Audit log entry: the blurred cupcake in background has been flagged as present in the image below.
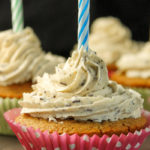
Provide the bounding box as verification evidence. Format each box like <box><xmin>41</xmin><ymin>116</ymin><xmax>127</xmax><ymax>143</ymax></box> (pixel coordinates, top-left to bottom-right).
<box><xmin>89</xmin><ymin>16</ymin><xmax>143</xmax><ymax>73</ymax></box>
<box><xmin>0</xmin><ymin>27</ymin><xmax>65</xmax><ymax>135</ymax></box>
<box><xmin>111</xmin><ymin>42</ymin><xmax>150</xmax><ymax>111</ymax></box>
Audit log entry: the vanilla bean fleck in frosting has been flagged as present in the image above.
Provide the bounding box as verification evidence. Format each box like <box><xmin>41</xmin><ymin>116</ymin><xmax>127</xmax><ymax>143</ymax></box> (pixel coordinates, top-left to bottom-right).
<box><xmin>20</xmin><ymin>47</ymin><xmax>143</xmax><ymax>122</ymax></box>
<box><xmin>117</xmin><ymin>42</ymin><xmax>150</xmax><ymax>78</ymax></box>
<box><xmin>0</xmin><ymin>27</ymin><xmax>65</xmax><ymax>86</ymax></box>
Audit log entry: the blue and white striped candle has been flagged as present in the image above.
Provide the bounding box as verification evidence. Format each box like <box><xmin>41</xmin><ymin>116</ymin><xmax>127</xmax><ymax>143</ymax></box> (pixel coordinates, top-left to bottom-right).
<box><xmin>78</xmin><ymin>0</ymin><xmax>90</xmax><ymax>51</ymax></box>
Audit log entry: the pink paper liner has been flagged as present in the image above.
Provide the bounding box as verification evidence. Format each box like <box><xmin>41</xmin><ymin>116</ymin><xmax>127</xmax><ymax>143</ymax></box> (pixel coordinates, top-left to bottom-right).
<box><xmin>4</xmin><ymin>108</ymin><xmax>150</xmax><ymax>150</ymax></box>
<box><xmin>108</xmin><ymin>70</ymin><xmax>115</xmax><ymax>78</ymax></box>
<box><xmin>108</xmin><ymin>70</ymin><xmax>112</xmax><ymax>78</ymax></box>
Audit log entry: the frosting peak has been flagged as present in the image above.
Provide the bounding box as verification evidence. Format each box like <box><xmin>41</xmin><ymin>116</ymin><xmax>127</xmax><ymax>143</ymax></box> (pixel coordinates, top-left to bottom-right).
<box><xmin>20</xmin><ymin>48</ymin><xmax>143</xmax><ymax>123</ymax></box>
<box><xmin>52</xmin><ymin>48</ymin><xmax>108</xmax><ymax>95</ymax></box>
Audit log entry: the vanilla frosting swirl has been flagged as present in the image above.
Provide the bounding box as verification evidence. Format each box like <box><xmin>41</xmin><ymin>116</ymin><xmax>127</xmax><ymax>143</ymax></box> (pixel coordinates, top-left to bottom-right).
<box><xmin>117</xmin><ymin>42</ymin><xmax>150</xmax><ymax>78</ymax></box>
<box><xmin>20</xmin><ymin>47</ymin><xmax>143</xmax><ymax>122</ymax></box>
<box><xmin>0</xmin><ymin>27</ymin><xmax>65</xmax><ymax>86</ymax></box>
<box><xmin>89</xmin><ymin>17</ymin><xmax>143</xmax><ymax>65</ymax></box>
<box><xmin>90</xmin><ymin>16</ymin><xmax>131</xmax><ymax>43</ymax></box>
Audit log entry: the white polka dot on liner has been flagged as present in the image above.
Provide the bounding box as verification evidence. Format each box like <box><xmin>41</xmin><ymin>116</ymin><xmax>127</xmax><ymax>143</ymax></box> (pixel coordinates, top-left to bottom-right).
<box><xmin>126</xmin><ymin>144</ymin><xmax>131</xmax><ymax>150</ymax></box>
<box><xmin>116</xmin><ymin>141</ymin><xmax>122</xmax><ymax>148</ymax></box>
<box><xmin>60</xmin><ymin>133</ymin><xmax>66</xmax><ymax>136</ymax></box>
<box><xmin>41</xmin><ymin>147</ymin><xmax>47</xmax><ymax>150</ymax></box>
<box><xmin>35</xmin><ymin>132</ymin><xmax>40</xmax><ymax>138</ymax></box>
<box><xmin>135</xmin><ymin>130</ymin><xmax>142</xmax><ymax>136</ymax></box>
<box><xmin>55</xmin><ymin>147</ymin><xmax>60</xmax><ymax>150</ymax></box>
<box><xmin>145</xmin><ymin>127</ymin><xmax>150</xmax><ymax>132</ymax></box>
<box><xmin>17</xmin><ymin>133</ymin><xmax>22</xmax><ymax>139</ymax></box>
<box><xmin>134</xmin><ymin>143</ymin><xmax>140</xmax><ymax>149</ymax></box>
<box><xmin>69</xmin><ymin>144</ymin><xmax>76</xmax><ymax>149</ymax></box>
<box><xmin>83</xmin><ymin>135</ymin><xmax>89</xmax><ymax>142</ymax></box>
<box><xmin>21</xmin><ymin>126</ymin><xmax>27</xmax><ymax>132</ymax></box>
<box><xmin>29</xmin><ymin>143</ymin><xmax>33</xmax><ymax>149</ymax></box>
<box><xmin>106</xmin><ymin>137</ymin><xmax>111</xmax><ymax>143</ymax></box>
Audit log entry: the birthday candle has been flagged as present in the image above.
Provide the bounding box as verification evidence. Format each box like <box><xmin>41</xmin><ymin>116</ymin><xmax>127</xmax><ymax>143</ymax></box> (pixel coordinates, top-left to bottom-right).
<box><xmin>11</xmin><ymin>0</ymin><xmax>24</xmax><ymax>32</ymax></box>
<box><xmin>78</xmin><ymin>0</ymin><xmax>90</xmax><ymax>51</ymax></box>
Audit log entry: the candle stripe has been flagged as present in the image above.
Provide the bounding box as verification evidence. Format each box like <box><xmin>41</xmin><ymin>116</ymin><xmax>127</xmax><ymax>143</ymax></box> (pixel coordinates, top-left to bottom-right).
<box><xmin>11</xmin><ymin>0</ymin><xmax>24</xmax><ymax>32</ymax></box>
<box><xmin>13</xmin><ymin>4</ymin><xmax>22</xmax><ymax>21</ymax></box>
<box><xmin>82</xmin><ymin>31</ymin><xmax>89</xmax><ymax>47</ymax></box>
<box><xmin>16</xmin><ymin>12</ymin><xmax>23</xmax><ymax>31</ymax></box>
<box><xmin>79</xmin><ymin>0</ymin><xmax>83</xmax><ymax>7</ymax></box>
<box><xmin>79</xmin><ymin>0</ymin><xmax>89</xmax><ymax>22</ymax></box>
<box><xmin>78</xmin><ymin>0</ymin><xmax>90</xmax><ymax>51</ymax></box>
<box><xmin>78</xmin><ymin>14</ymin><xmax>89</xmax><ymax>38</ymax></box>
<box><xmin>78</xmin><ymin>17</ymin><xmax>89</xmax><ymax>50</ymax></box>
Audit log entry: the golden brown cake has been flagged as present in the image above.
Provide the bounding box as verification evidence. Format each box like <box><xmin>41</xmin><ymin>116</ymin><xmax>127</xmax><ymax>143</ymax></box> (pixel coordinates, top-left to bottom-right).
<box><xmin>107</xmin><ymin>64</ymin><xmax>117</xmax><ymax>71</ymax></box>
<box><xmin>16</xmin><ymin>114</ymin><xmax>147</xmax><ymax>137</ymax></box>
<box><xmin>111</xmin><ymin>73</ymin><xmax>150</xmax><ymax>88</ymax></box>
<box><xmin>0</xmin><ymin>82</ymin><xmax>32</xmax><ymax>99</ymax></box>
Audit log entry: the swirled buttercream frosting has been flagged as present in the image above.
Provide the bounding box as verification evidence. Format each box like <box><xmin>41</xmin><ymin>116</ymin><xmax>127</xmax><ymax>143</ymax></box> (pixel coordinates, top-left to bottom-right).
<box><xmin>20</xmin><ymin>47</ymin><xmax>143</xmax><ymax>122</ymax></box>
<box><xmin>89</xmin><ymin>16</ymin><xmax>143</xmax><ymax>65</ymax></box>
<box><xmin>117</xmin><ymin>42</ymin><xmax>150</xmax><ymax>78</ymax></box>
<box><xmin>0</xmin><ymin>27</ymin><xmax>65</xmax><ymax>86</ymax></box>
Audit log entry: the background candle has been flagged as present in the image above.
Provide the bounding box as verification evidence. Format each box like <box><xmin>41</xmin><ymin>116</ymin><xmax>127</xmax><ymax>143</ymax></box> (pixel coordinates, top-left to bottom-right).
<box><xmin>11</xmin><ymin>0</ymin><xmax>24</xmax><ymax>32</ymax></box>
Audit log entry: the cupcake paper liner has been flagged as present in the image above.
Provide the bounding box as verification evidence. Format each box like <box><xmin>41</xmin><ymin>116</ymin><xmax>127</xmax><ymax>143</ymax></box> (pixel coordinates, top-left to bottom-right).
<box><xmin>108</xmin><ymin>70</ymin><xmax>113</xmax><ymax>78</ymax></box>
<box><xmin>133</xmin><ymin>88</ymin><xmax>150</xmax><ymax>111</ymax></box>
<box><xmin>0</xmin><ymin>98</ymin><xmax>20</xmax><ymax>135</ymax></box>
<box><xmin>4</xmin><ymin>108</ymin><xmax>150</xmax><ymax>150</ymax></box>
<box><xmin>108</xmin><ymin>70</ymin><xmax>116</xmax><ymax>78</ymax></box>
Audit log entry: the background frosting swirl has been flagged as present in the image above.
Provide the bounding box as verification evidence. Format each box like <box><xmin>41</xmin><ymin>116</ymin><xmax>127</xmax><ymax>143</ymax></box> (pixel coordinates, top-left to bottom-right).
<box><xmin>117</xmin><ymin>42</ymin><xmax>150</xmax><ymax>78</ymax></box>
<box><xmin>20</xmin><ymin>48</ymin><xmax>143</xmax><ymax>122</ymax></box>
<box><xmin>0</xmin><ymin>27</ymin><xmax>65</xmax><ymax>85</ymax></box>
<box><xmin>89</xmin><ymin>17</ymin><xmax>143</xmax><ymax>65</ymax></box>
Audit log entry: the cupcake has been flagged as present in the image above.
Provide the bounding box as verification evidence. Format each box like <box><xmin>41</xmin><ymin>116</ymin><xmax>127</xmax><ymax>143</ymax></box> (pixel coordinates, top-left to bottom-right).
<box><xmin>89</xmin><ymin>16</ymin><xmax>143</xmax><ymax>72</ymax></box>
<box><xmin>111</xmin><ymin>42</ymin><xmax>150</xmax><ymax>111</ymax></box>
<box><xmin>4</xmin><ymin>47</ymin><xmax>150</xmax><ymax>149</ymax></box>
<box><xmin>0</xmin><ymin>27</ymin><xmax>65</xmax><ymax>135</ymax></box>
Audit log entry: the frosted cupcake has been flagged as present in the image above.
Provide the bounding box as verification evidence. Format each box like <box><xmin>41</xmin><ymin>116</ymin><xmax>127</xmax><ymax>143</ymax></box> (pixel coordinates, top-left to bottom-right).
<box><xmin>111</xmin><ymin>42</ymin><xmax>150</xmax><ymax>111</ymax></box>
<box><xmin>0</xmin><ymin>27</ymin><xmax>65</xmax><ymax>135</ymax></box>
<box><xmin>89</xmin><ymin>16</ymin><xmax>143</xmax><ymax>71</ymax></box>
<box><xmin>4</xmin><ymin>47</ymin><xmax>150</xmax><ymax>150</ymax></box>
